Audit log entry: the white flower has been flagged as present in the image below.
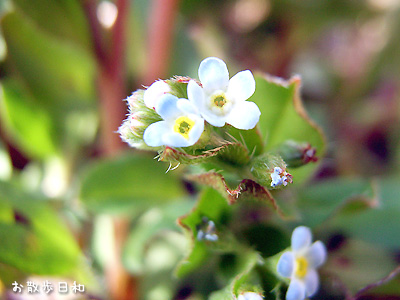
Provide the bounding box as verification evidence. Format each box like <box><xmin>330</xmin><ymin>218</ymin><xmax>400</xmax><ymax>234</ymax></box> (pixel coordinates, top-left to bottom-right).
<box><xmin>143</xmin><ymin>94</ymin><xmax>204</xmax><ymax>147</ymax></box>
<box><xmin>238</xmin><ymin>292</ymin><xmax>263</xmax><ymax>300</ymax></box>
<box><xmin>271</xmin><ymin>167</ymin><xmax>292</xmax><ymax>188</ymax></box>
<box><xmin>144</xmin><ymin>80</ymin><xmax>171</xmax><ymax>109</ymax></box>
<box><xmin>187</xmin><ymin>57</ymin><xmax>260</xmax><ymax>130</ymax></box>
<box><xmin>277</xmin><ymin>226</ymin><xmax>327</xmax><ymax>300</ymax></box>
<box><xmin>197</xmin><ymin>219</ymin><xmax>218</xmax><ymax>242</ymax></box>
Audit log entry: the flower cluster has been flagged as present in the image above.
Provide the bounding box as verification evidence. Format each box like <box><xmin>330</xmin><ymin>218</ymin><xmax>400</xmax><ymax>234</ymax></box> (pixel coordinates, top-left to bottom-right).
<box><xmin>277</xmin><ymin>226</ymin><xmax>327</xmax><ymax>300</ymax></box>
<box><xmin>119</xmin><ymin>57</ymin><xmax>260</xmax><ymax>149</ymax></box>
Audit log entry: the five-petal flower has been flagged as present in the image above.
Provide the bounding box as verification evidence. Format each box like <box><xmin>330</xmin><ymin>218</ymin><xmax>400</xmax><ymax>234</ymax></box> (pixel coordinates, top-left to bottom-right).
<box><xmin>187</xmin><ymin>57</ymin><xmax>261</xmax><ymax>130</ymax></box>
<box><xmin>277</xmin><ymin>226</ymin><xmax>327</xmax><ymax>300</ymax></box>
<box><xmin>143</xmin><ymin>94</ymin><xmax>204</xmax><ymax>147</ymax></box>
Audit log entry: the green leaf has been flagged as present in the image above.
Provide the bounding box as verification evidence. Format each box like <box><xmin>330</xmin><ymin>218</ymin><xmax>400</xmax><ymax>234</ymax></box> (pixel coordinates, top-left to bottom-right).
<box><xmin>324</xmin><ymin>239</ymin><xmax>397</xmax><ymax>293</ymax></box>
<box><xmin>160</xmin><ymin>142</ymin><xmax>251</xmax><ymax>166</ymax></box>
<box><xmin>79</xmin><ymin>154</ymin><xmax>186</xmax><ymax>213</ymax></box>
<box><xmin>0</xmin><ymin>180</ymin><xmax>81</xmax><ymax>275</ymax></box>
<box><xmin>0</xmin><ymin>80</ymin><xmax>58</xmax><ymax>159</ymax></box>
<box><xmin>330</xmin><ymin>178</ymin><xmax>400</xmax><ymax>249</ymax></box>
<box><xmin>11</xmin><ymin>0</ymin><xmax>91</xmax><ymax>49</ymax></box>
<box><xmin>122</xmin><ymin>201</ymin><xmax>194</xmax><ymax>274</ymax></box>
<box><xmin>249</xmin><ymin>74</ymin><xmax>326</xmax><ymax>183</ymax></box>
<box><xmin>176</xmin><ymin>188</ymin><xmax>231</xmax><ymax>277</ymax></box>
<box><xmin>209</xmin><ymin>251</ymin><xmax>262</xmax><ymax>300</ymax></box>
<box><xmin>1</xmin><ymin>12</ymin><xmax>96</xmax><ymax>157</ymax></box>
<box><xmin>185</xmin><ymin>172</ymin><xmax>287</xmax><ymax>217</ymax></box>
<box><xmin>295</xmin><ymin>178</ymin><xmax>378</xmax><ymax>227</ymax></box>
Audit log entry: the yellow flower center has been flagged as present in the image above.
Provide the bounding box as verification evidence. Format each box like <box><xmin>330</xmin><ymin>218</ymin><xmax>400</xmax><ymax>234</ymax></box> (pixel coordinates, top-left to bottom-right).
<box><xmin>173</xmin><ymin>116</ymin><xmax>194</xmax><ymax>139</ymax></box>
<box><xmin>212</xmin><ymin>94</ymin><xmax>227</xmax><ymax>108</ymax></box>
<box><xmin>294</xmin><ymin>257</ymin><xmax>308</xmax><ymax>278</ymax></box>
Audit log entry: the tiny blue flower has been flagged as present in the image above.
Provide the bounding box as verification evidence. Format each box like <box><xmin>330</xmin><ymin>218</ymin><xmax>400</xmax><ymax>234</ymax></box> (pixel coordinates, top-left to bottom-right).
<box><xmin>271</xmin><ymin>167</ymin><xmax>292</xmax><ymax>188</ymax></box>
<box><xmin>187</xmin><ymin>57</ymin><xmax>261</xmax><ymax>130</ymax></box>
<box><xmin>238</xmin><ymin>292</ymin><xmax>263</xmax><ymax>300</ymax></box>
<box><xmin>277</xmin><ymin>226</ymin><xmax>327</xmax><ymax>300</ymax></box>
<box><xmin>143</xmin><ymin>94</ymin><xmax>204</xmax><ymax>147</ymax></box>
<box><xmin>144</xmin><ymin>80</ymin><xmax>171</xmax><ymax>109</ymax></box>
<box><xmin>197</xmin><ymin>218</ymin><xmax>218</xmax><ymax>242</ymax></box>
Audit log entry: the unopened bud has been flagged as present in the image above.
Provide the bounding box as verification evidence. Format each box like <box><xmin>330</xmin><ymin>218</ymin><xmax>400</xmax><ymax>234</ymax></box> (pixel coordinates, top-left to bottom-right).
<box><xmin>250</xmin><ymin>153</ymin><xmax>293</xmax><ymax>189</ymax></box>
<box><xmin>272</xmin><ymin>140</ymin><xmax>318</xmax><ymax>168</ymax></box>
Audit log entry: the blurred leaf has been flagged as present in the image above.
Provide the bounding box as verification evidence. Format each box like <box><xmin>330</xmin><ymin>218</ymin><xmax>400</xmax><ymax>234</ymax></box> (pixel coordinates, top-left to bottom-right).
<box><xmin>0</xmin><ymin>180</ymin><xmax>81</xmax><ymax>275</ymax></box>
<box><xmin>123</xmin><ymin>201</ymin><xmax>194</xmax><ymax>274</ymax></box>
<box><xmin>324</xmin><ymin>239</ymin><xmax>397</xmax><ymax>293</ymax></box>
<box><xmin>0</xmin><ymin>138</ymin><xmax>12</xmax><ymax>180</ymax></box>
<box><xmin>0</xmin><ymin>80</ymin><xmax>58</xmax><ymax>159</ymax></box>
<box><xmin>11</xmin><ymin>0</ymin><xmax>91</xmax><ymax>49</ymax></box>
<box><xmin>186</xmin><ymin>172</ymin><xmax>286</xmax><ymax>217</ymax></box>
<box><xmin>209</xmin><ymin>251</ymin><xmax>262</xmax><ymax>300</ymax></box>
<box><xmin>79</xmin><ymin>154</ymin><xmax>186</xmax><ymax>213</ymax></box>
<box><xmin>296</xmin><ymin>178</ymin><xmax>378</xmax><ymax>228</ymax></box>
<box><xmin>1</xmin><ymin>12</ymin><xmax>96</xmax><ymax>157</ymax></box>
<box><xmin>330</xmin><ymin>178</ymin><xmax>400</xmax><ymax>249</ymax></box>
<box><xmin>249</xmin><ymin>74</ymin><xmax>326</xmax><ymax>183</ymax></box>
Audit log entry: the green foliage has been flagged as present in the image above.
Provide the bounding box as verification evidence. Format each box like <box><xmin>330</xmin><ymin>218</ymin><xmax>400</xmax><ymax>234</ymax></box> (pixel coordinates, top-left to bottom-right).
<box><xmin>79</xmin><ymin>154</ymin><xmax>186</xmax><ymax>213</ymax></box>
<box><xmin>0</xmin><ymin>181</ymin><xmax>81</xmax><ymax>276</ymax></box>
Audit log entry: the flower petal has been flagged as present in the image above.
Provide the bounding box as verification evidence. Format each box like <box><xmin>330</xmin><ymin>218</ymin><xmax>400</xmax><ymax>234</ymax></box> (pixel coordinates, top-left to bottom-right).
<box><xmin>164</xmin><ymin>132</ymin><xmax>192</xmax><ymax>148</ymax></box>
<box><xmin>188</xmin><ymin>80</ymin><xmax>205</xmax><ymax>107</ymax></box>
<box><xmin>291</xmin><ymin>226</ymin><xmax>312</xmax><ymax>252</ymax></box>
<box><xmin>187</xmin><ymin>116</ymin><xmax>204</xmax><ymax>145</ymax></box>
<box><xmin>177</xmin><ymin>98</ymin><xmax>199</xmax><ymax>115</ymax></box>
<box><xmin>306</xmin><ymin>241</ymin><xmax>327</xmax><ymax>269</ymax></box>
<box><xmin>286</xmin><ymin>279</ymin><xmax>306</xmax><ymax>300</ymax></box>
<box><xmin>198</xmin><ymin>57</ymin><xmax>229</xmax><ymax>93</ymax></box>
<box><xmin>226</xmin><ymin>70</ymin><xmax>256</xmax><ymax>102</ymax></box>
<box><xmin>144</xmin><ymin>80</ymin><xmax>170</xmax><ymax>109</ymax></box>
<box><xmin>305</xmin><ymin>269</ymin><xmax>319</xmax><ymax>297</ymax></box>
<box><xmin>225</xmin><ymin>101</ymin><xmax>261</xmax><ymax>130</ymax></box>
<box><xmin>238</xmin><ymin>292</ymin><xmax>263</xmax><ymax>300</ymax></box>
<box><xmin>156</xmin><ymin>94</ymin><xmax>181</xmax><ymax>120</ymax></box>
<box><xmin>277</xmin><ymin>251</ymin><xmax>294</xmax><ymax>278</ymax></box>
<box><xmin>200</xmin><ymin>110</ymin><xmax>226</xmax><ymax>127</ymax></box>
<box><xmin>143</xmin><ymin>121</ymin><xmax>169</xmax><ymax>147</ymax></box>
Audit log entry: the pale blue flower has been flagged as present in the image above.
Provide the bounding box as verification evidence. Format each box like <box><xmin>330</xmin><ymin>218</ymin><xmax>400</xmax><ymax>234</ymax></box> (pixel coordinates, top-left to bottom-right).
<box><xmin>187</xmin><ymin>57</ymin><xmax>260</xmax><ymax>130</ymax></box>
<box><xmin>144</xmin><ymin>80</ymin><xmax>171</xmax><ymax>109</ymax></box>
<box><xmin>277</xmin><ymin>226</ymin><xmax>327</xmax><ymax>300</ymax></box>
<box><xmin>238</xmin><ymin>292</ymin><xmax>263</xmax><ymax>300</ymax></box>
<box><xmin>271</xmin><ymin>167</ymin><xmax>292</xmax><ymax>188</ymax></box>
<box><xmin>143</xmin><ymin>94</ymin><xmax>204</xmax><ymax>147</ymax></box>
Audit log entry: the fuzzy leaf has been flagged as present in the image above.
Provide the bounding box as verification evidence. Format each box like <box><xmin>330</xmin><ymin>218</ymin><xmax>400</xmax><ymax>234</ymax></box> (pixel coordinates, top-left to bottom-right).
<box><xmin>159</xmin><ymin>142</ymin><xmax>251</xmax><ymax>166</ymax></box>
<box><xmin>249</xmin><ymin>74</ymin><xmax>326</xmax><ymax>183</ymax></box>
<box><xmin>185</xmin><ymin>172</ymin><xmax>287</xmax><ymax>218</ymax></box>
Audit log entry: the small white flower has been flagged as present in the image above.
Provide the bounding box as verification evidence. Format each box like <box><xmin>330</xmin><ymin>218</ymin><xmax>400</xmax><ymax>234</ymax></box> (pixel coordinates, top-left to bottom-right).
<box><xmin>277</xmin><ymin>226</ymin><xmax>327</xmax><ymax>300</ymax></box>
<box><xmin>144</xmin><ymin>80</ymin><xmax>171</xmax><ymax>109</ymax></box>
<box><xmin>187</xmin><ymin>57</ymin><xmax>261</xmax><ymax>130</ymax></box>
<box><xmin>143</xmin><ymin>94</ymin><xmax>204</xmax><ymax>147</ymax></box>
<box><xmin>271</xmin><ymin>167</ymin><xmax>292</xmax><ymax>188</ymax></box>
<box><xmin>197</xmin><ymin>219</ymin><xmax>218</xmax><ymax>242</ymax></box>
<box><xmin>238</xmin><ymin>292</ymin><xmax>263</xmax><ymax>300</ymax></box>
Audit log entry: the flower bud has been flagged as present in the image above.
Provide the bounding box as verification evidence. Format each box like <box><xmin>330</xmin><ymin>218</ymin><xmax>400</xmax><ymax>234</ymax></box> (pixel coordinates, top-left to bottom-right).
<box><xmin>250</xmin><ymin>153</ymin><xmax>293</xmax><ymax>188</ymax></box>
<box><xmin>272</xmin><ymin>140</ymin><xmax>318</xmax><ymax>168</ymax></box>
<box><xmin>118</xmin><ymin>90</ymin><xmax>162</xmax><ymax>150</ymax></box>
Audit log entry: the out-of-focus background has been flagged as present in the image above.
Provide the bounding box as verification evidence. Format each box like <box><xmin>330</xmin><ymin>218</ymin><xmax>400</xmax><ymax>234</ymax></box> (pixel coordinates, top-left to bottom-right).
<box><xmin>0</xmin><ymin>0</ymin><xmax>399</xmax><ymax>299</ymax></box>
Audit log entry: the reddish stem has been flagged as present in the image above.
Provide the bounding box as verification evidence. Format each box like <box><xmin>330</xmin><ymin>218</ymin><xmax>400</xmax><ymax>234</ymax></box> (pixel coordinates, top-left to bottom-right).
<box><xmin>144</xmin><ymin>0</ymin><xmax>180</xmax><ymax>85</ymax></box>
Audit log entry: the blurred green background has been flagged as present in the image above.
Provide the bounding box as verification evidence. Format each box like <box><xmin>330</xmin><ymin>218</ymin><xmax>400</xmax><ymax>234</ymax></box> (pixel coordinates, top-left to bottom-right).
<box><xmin>0</xmin><ymin>0</ymin><xmax>399</xmax><ymax>299</ymax></box>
